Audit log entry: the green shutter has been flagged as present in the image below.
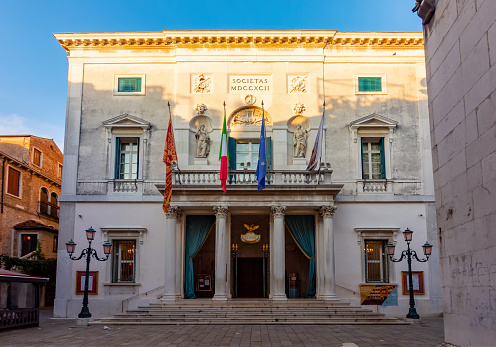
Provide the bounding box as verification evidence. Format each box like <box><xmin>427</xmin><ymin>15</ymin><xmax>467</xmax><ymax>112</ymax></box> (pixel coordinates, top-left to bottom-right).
<box><xmin>358</xmin><ymin>77</ymin><xmax>382</xmax><ymax>92</ymax></box>
<box><xmin>228</xmin><ymin>137</ymin><xmax>236</xmax><ymax>184</ymax></box>
<box><xmin>266</xmin><ymin>137</ymin><xmax>272</xmax><ymax>185</ymax></box>
<box><xmin>379</xmin><ymin>138</ymin><xmax>386</xmax><ymax>179</ymax></box>
<box><xmin>115</xmin><ymin>137</ymin><xmax>121</xmax><ymax>179</ymax></box>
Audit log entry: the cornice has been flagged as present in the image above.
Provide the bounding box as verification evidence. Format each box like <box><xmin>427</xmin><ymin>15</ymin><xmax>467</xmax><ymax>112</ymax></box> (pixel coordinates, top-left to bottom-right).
<box><xmin>54</xmin><ymin>30</ymin><xmax>423</xmax><ymax>54</ymax></box>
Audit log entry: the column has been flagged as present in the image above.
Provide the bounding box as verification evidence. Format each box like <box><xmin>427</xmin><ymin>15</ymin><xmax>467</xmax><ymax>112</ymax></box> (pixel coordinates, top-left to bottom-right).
<box><xmin>162</xmin><ymin>206</ymin><xmax>180</xmax><ymax>301</ymax></box>
<box><xmin>319</xmin><ymin>205</ymin><xmax>338</xmax><ymax>300</ymax></box>
<box><xmin>271</xmin><ymin>205</ymin><xmax>287</xmax><ymax>301</ymax></box>
<box><xmin>213</xmin><ymin>206</ymin><xmax>228</xmax><ymax>300</ymax></box>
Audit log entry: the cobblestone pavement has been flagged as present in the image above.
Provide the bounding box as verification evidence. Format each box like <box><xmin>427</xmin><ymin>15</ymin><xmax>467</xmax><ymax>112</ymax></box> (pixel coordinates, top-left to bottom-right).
<box><xmin>1</xmin><ymin>308</ymin><xmax>445</xmax><ymax>347</ymax></box>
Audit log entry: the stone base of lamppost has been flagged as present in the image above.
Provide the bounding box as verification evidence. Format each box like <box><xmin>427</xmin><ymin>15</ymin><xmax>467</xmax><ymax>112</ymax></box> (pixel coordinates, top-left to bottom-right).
<box><xmin>404</xmin><ymin>317</ymin><xmax>423</xmax><ymax>324</ymax></box>
<box><xmin>75</xmin><ymin>317</ymin><xmax>93</xmax><ymax>326</ymax></box>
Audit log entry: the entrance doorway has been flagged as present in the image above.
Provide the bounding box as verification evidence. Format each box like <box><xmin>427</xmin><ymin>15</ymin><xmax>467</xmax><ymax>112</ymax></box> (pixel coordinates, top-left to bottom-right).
<box><xmin>231</xmin><ymin>215</ymin><xmax>269</xmax><ymax>298</ymax></box>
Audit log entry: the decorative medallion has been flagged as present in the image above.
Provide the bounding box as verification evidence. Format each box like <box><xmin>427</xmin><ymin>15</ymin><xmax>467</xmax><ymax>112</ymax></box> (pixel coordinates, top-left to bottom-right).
<box><xmin>196</xmin><ymin>103</ymin><xmax>207</xmax><ymax>116</ymax></box>
<box><xmin>293</xmin><ymin>103</ymin><xmax>305</xmax><ymax>116</ymax></box>
<box><xmin>192</xmin><ymin>74</ymin><xmax>212</xmax><ymax>94</ymax></box>
<box><xmin>244</xmin><ymin>95</ymin><xmax>256</xmax><ymax>105</ymax></box>
<box><xmin>241</xmin><ymin>224</ymin><xmax>261</xmax><ymax>244</ymax></box>
<box><xmin>288</xmin><ymin>75</ymin><xmax>309</xmax><ymax>94</ymax></box>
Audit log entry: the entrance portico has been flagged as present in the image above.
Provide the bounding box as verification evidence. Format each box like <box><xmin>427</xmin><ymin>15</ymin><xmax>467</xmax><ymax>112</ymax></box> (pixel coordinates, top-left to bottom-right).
<box><xmin>157</xmin><ymin>168</ymin><xmax>342</xmax><ymax>301</ymax></box>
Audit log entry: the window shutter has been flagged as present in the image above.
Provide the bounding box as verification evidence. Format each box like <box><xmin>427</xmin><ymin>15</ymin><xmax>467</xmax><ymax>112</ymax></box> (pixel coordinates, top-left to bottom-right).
<box><xmin>379</xmin><ymin>138</ymin><xmax>386</xmax><ymax>179</ymax></box>
<box><xmin>266</xmin><ymin>137</ymin><xmax>272</xmax><ymax>170</ymax></box>
<box><xmin>115</xmin><ymin>137</ymin><xmax>121</xmax><ymax>179</ymax></box>
<box><xmin>360</xmin><ymin>138</ymin><xmax>365</xmax><ymax>179</ymax></box>
<box><xmin>136</xmin><ymin>137</ymin><xmax>140</xmax><ymax>179</ymax></box>
<box><xmin>228</xmin><ymin>137</ymin><xmax>236</xmax><ymax>184</ymax></box>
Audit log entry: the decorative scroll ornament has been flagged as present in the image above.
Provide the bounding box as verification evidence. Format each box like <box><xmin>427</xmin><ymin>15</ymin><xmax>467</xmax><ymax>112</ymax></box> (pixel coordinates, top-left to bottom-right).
<box><xmin>166</xmin><ymin>206</ymin><xmax>180</xmax><ymax>219</ymax></box>
<box><xmin>241</xmin><ymin>224</ymin><xmax>261</xmax><ymax>244</ymax></box>
<box><xmin>271</xmin><ymin>206</ymin><xmax>286</xmax><ymax>218</ymax></box>
<box><xmin>230</xmin><ymin>108</ymin><xmax>270</xmax><ymax>128</ymax></box>
<box><xmin>319</xmin><ymin>205</ymin><xmax>337</xmax><ymax>219</ymax></box>
<box><xmin>214</xmin><ymin>205</ymin><xmax>228</xmax><ymax>218</ymax></box>
<box><xmin>289</xmin><ymin>75</ymin><xmax>308</xmax><ymax>94</ymax></box>
<box><xmin>193</xmin><ymin>74</ymin><xmax>212</xmax><ymax>94</ymax></box>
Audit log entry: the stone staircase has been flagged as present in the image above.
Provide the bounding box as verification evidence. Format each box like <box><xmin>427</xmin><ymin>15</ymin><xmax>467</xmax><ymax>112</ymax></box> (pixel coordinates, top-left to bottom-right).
<box><xmin>90</xmin><ymin>299</ymin><xmax>408</xmax><ymax>325</ymax></box>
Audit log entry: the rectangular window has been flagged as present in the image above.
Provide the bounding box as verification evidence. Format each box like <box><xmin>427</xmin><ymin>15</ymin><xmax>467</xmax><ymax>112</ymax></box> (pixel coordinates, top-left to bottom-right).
<box><xmin>33</xmin><ymin>148</ymin><xmax>42</xmax><ymax>166</ymax></box>
<box><xmin>365</xmin><ymin>240</ymin><xmax>389</xmax><ymax>283</ymax></box>
<box><xmin>115</xmin><ymin>137</ymin><xmax>139</xmax><ymax>179</ymax></box>
<box><xmin>112</xmin><ymin>240</ymin><xmax>136</xmax><ymax>283</ymax></box>
<box><xmin>58</xmin><ymin>163</ymin><xmax>63</xmax><ymax>179</ymax></box>
<box><xmin>118</xmin><ymin>78</ymin><xmax>142</xmax><ymax>93</ymax></box>
<box><xmin>362</xmin><ymin>138</ymin><xmax>385</xmax><ymax>179</ymax></box>
<box><xmin>7</xmin><ymin>167</ymin><xmax>21</xmax><ymax>197</ymax></box>
<box><xmin>21</xmin><ymin>234</ymin><xmax>37</xmax><ymax>257</ymax></box>
<box><xmin>235</xmin><ymin>140</ymin><xmax>260</xmax><ymax>169</ymax></box>
<box><xmin>358</xmin><ymin>77</ymin><xmax>382</xmax><ymax>92</ymax></box>
<box><xmin>53</xmin><ymin>236</ymin><xmax>58</xmax><ymax>252</ymax></box>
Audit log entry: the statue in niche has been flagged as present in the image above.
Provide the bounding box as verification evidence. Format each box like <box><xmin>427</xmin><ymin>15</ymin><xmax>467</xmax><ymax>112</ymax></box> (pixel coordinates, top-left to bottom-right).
<box><xmin>196</xmin><ymin>103</ymin><xmax>207</xmax><ymax>116</ymax></box>
<box><xmin>293</xmin><ymin>124</ymin><xmax>308</xmax><ymax>158</ymax></box>
<box><xmin>195</xmin><ymin>124</ymin><xmax>210</xmax><ymax>158</ymax></box>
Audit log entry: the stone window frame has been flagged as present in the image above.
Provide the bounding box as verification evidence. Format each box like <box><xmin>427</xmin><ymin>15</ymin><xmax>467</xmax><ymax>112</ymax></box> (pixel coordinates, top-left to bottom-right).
<box><xmin>57</xmin><ymin>163</ymin><xmax>63</xmax><ymax>179</ymax></box>
<box><xmin>101</xmin><ymin>227</ymin><xmax>147</xmax><ymax>288</ymax></box>
<box><xmin>354</xmin><ymin>73</ymin><xmax>387</xmax><ymax>95</ymax></box>
<box><xmin>18</xmin><ymin>232</ymin><xmax>39</xmax><ymax>257</ymax></box>
<box><xmin>113</xmin><ymin>74</ymin><xmax>146</xmax><ymax>96</ymax></box>
<box><xmin>355</xmin><ymin>227</ymin><xmax>400</xmax><ymax>285</ymax></box>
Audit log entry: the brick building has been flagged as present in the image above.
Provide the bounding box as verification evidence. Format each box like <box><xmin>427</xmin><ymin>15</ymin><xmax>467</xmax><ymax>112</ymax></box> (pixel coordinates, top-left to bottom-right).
<box><xmin>0</xmin><ymin>135</ymin><xmax>63</xmax><ymax>259</ymax></box>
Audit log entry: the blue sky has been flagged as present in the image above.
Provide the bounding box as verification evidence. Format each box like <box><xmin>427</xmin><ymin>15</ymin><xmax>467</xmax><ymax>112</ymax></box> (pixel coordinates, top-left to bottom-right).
<box><xmin>0</xmin><ymin>0</ymin><xmax>422</xmax><ymax>150</ymax></box>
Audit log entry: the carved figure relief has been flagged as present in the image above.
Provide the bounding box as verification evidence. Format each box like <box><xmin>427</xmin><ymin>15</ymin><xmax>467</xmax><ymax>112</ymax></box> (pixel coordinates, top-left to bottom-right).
<box><xmin>192</xmin><ymin>74</ymin><xmax>212</xmax><ymax>94</ymax></box>
<box><xmin>195</xmin><ymin>124</ymin><xmax>210</xmax><ymax>158</ymax></box>
<box><xmin>293</xmin><ymin>124</ymin><xmax>308</xmax><ymax>158</ymax></box>
<box><xmin>288</xmin><ymin>75</ymin><xmax>309</xmax><ymax>94</ymax></box>
<box><xmin>196</xmin><ymin>103</ymin><xmax>207</xmax><ymax>116</ymax></box>
<box><xmin>230</xmin><ymin>108</ymin><xmax>270</xmax><ymax>128</ymax></box>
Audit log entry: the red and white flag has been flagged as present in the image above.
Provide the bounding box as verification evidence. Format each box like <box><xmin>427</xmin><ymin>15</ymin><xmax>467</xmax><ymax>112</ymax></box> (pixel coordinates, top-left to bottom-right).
<box><xmin>219</xmin><ymin>104</ymin><xmax>229</xmax><ymax>192</ymax></box>
<box><xmin>306</xmin><ymin>112</ymin><xmax>324</xmax><ymax>171</ymax></box>
<box><xmin>163</xmin><ymin>112</ymin><xmax>177</xmax><ymax>212</ymax></box>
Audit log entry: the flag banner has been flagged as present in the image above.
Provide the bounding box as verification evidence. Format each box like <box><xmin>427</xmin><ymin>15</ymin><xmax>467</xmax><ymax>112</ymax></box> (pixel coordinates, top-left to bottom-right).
<box><xmin>219</xmin><ymin>103</ymin><xmax>229</xmax><ymax>192</ymax></box>
<box><xmin>256</xmin><ymin>106</ymin><xmax>267</xmax><ymax>191</ymax></box>
<box><xmin>163</xmin><ymin>112</ymin><xmax>177</xmax><ymax>212</ymax></box>
<box><xmin>306</xmin><ymin>112</ymin><xmax>324</xmax><ymax>171</ymax></box>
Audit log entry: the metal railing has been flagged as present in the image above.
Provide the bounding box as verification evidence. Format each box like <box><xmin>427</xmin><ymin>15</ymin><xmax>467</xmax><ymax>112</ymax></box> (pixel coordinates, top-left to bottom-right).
<box><xmin>38</xmin><ymin>201</ymin><xmax>59</xmax><ymax>219</ymax></box>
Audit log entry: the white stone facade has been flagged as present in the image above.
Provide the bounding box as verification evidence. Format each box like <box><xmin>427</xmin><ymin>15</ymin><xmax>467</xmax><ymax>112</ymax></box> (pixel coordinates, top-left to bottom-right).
<box><xmin>420</xmin><ymin>1</ymin><xmax>496</xmax><ymax>345</ymax></box>
<box><xmin>53</xmin><ymin>30</ymin><xmax>442</xmax><ymax>319</ymax></box>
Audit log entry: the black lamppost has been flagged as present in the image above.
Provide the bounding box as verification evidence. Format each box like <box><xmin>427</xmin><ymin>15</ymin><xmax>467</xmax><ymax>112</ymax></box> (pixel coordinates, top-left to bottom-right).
<box><xmin>386</xmin><ymin>228</ymin><xmax>433</xmax><ymax>319</ymax></box>
<box><xmin>66</xmin><ymin>227</ymin><xmax>112</xmax><ymax>318</ymax></box>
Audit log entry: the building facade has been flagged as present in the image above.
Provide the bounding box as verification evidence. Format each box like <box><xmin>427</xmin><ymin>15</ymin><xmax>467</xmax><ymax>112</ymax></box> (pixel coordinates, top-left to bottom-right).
<box><xmin>0</xmin><ymin>135</ymin><xmax>62</xmax><ymax>259</ymax></box>
<box><xmin>417</xmin><ymin>0</ymin><xmax>496</xmax><ymax>345</ymax></box>
<box><xmin>53</xmin><ymin>30</ymin><xmax>442</xmax><ymax>318</ymax></box>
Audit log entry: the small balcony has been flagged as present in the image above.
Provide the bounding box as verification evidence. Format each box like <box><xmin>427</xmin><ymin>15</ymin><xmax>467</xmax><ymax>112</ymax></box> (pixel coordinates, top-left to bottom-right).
<box><xmin>38</xmin><ymin>201</ymin><xmax>59</xmax><ymax>221</ymax></box>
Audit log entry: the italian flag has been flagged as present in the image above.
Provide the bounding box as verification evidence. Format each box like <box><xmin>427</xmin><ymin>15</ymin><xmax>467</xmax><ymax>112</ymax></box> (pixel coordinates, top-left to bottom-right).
<box><xmin>219</xmin><ymin>111</ymin><xmax>229</xmax><ymax>192</ymax></box>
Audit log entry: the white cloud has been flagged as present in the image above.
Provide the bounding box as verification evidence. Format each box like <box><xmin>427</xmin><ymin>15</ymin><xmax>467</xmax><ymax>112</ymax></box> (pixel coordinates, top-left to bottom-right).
<box><xmin>0</xmin><ymin>113</ymin><xmax>65</xmax><ymax>152</ymax></box>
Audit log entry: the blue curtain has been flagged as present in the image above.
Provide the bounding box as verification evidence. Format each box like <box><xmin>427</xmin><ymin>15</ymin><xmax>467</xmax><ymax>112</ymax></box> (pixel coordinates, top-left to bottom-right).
<box><xmin>184</xmin><ymin>215</ymin><xmax>215</xmax><ymax>299</ymax></box>
<box><xmin>285</xmin><ymin>215</ymin><xmax>316</xmax><ymax>298</ymax></box>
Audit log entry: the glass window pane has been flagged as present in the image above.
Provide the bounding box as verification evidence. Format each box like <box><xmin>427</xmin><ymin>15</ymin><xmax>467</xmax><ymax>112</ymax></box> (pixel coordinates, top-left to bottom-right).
<box><xmin>236</xmin><ymin>143</ymin><xmax>249</xmax><ymax>151</ymax></box>
<box><xmin>371</xmin><ymin>143</ymin><xmax>380</xmax><ymax>151</ymax></box>
<box><xmin>252</xmin><ymin>143</ymin><xmax>260</xmax><ymax>152</ymax></box>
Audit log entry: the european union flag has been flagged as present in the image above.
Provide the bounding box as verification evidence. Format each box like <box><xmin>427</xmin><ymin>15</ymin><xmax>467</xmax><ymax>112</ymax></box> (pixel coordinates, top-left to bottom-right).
<box><xmin>256</xmin><ymin>110</ymin><xmax>267</xmax><ymax>191</ymax></box>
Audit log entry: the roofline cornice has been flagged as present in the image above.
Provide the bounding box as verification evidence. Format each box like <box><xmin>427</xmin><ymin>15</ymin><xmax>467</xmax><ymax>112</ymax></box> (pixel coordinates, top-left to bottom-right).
<box><xmin>53</xmin><ymin>30</ymin><xmax>424</xmax><ymax>54</ymax></box>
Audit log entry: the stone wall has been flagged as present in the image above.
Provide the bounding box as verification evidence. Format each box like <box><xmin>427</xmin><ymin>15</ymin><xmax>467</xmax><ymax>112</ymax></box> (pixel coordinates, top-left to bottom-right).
<box><xmin>422</xmin><ymin>1</ymin><xmax>496</xmax><ymax>345</ymax></box>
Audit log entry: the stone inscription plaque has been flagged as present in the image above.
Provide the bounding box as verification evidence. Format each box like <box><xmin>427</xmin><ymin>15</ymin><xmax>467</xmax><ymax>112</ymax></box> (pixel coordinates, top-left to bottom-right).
<box><xmin>229</xmin><ymin>75</ymin><xmax>272</xmax><ymax>94</ymax></box>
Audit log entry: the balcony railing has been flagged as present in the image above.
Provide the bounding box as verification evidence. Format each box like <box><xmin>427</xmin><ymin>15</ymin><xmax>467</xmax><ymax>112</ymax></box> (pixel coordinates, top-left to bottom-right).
<box><xmin>172</xmin><ymin>169</ymin><xmax>331</xmax><ymax>186</ymax></box>
<box><xmin>38</xmin><ymin>201</ymin><xmax>59</xmax><ymax>220</ymax></box>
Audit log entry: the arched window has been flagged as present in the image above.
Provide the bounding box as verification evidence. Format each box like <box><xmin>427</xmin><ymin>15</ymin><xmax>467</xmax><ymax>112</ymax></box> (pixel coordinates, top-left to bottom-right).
<box><xmin>40</xmin><ymin>188</ymin><xmax>49</xmax><ymax>214</ymax></box>
<box><xmin>50</xmin><ymin>192</ymin><xmax>59</xmax><ymax>217</ymax></box>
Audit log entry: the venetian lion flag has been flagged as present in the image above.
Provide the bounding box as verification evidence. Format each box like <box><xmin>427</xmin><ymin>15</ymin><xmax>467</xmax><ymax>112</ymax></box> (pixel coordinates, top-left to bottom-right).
<box><xmin>219</xmin><ymin>102</ymin><xmax>229</xmax><ymax>192</ymax></box>
<box><xmin>163</xmin><ymin>109</ymin><xmax>177</xmax><ymax>212</ymax></box>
